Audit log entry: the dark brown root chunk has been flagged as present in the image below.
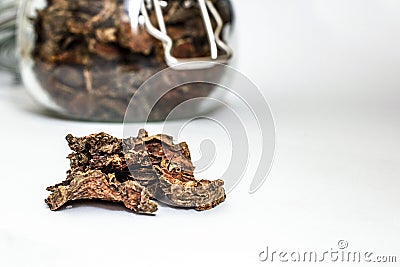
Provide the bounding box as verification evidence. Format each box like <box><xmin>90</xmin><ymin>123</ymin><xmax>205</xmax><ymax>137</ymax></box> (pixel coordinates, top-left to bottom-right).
<box><xmin>137</xmin><ymin>130</ymin><xmax>226</xmax><ymax>210</ymax></box>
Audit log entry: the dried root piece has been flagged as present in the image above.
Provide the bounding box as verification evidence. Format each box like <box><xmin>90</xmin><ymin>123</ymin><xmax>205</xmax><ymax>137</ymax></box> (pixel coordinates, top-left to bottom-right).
<box><xmin>66</xmin><ymin>132</ymin><xmax>121</xmax><ymax>154</ymax></box>
<box><xmin>45</xmin><ymin>129</ymin><xmax>226</xmax><ymax>214</ymax></box>
<box><xmin>139</xmin><ymin>130</ymin><xmax>226</xmax><ymax>210</ymax></box>
<box><xmin>159</xmin><ymin>178</ymin><xmax>226</xmax><ymax>211</ymax></box>
<box><xmin>46</xmin><ymin>170</ymin><xmax>157</xmax><ymax>214</ymax></box>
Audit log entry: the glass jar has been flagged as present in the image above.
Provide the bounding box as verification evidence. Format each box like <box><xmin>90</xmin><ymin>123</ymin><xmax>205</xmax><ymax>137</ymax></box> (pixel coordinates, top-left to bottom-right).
<box><xmin>17</xmin><ymin>0</ymin><xmax>234</xmax><ymax>121</ymax></box>
<box><xmin>0</xmin><ymin>0</ymin><xmax>19</xmax><ymax>75</ymax></box>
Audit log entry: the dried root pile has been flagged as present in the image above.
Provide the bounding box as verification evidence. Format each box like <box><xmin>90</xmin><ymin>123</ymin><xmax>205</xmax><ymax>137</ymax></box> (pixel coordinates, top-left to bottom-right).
<box><xmin>46</xmin><ymin>129</ymin><xmax>226</xmax><ymax>214</ymax></box>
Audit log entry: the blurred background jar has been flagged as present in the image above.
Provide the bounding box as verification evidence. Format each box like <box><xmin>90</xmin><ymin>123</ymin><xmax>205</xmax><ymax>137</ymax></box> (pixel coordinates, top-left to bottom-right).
<box><xmin>17</xmin><ymin>0</ymin><xmax>234</xmax><ymax>121</ymax></box>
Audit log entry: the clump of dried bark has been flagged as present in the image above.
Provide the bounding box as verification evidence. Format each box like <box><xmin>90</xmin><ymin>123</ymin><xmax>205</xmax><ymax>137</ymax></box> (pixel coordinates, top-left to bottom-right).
<box><xmin>45</xmin><ymin>129</ymin><xmax>226</xmax><ymax>214</ymax></box>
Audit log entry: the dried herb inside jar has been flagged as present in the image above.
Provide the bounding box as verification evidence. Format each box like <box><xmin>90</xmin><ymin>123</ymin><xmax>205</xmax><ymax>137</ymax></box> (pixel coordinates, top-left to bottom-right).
<box><xmin>32</xmin><ymin>0</ymin><xmax>232</xmax><ymax>121</ymax></box>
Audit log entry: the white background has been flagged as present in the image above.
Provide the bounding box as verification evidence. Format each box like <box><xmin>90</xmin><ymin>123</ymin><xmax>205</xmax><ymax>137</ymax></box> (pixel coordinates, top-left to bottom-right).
<box><xmin>1</xmin><ymin>0</ymin><xmax>400</xmax><ymax>266</ymax></box>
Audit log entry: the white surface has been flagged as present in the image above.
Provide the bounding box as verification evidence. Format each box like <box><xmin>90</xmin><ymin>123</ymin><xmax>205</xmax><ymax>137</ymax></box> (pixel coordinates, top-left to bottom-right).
<box><xmin>1</xmin><ymin>0</ymin><xmax>400</xmax><ymax>266</ymax></box>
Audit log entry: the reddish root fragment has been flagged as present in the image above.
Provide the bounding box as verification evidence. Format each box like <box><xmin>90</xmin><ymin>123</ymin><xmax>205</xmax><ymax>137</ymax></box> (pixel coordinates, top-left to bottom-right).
<box><xmin>45</xmin><ymin>170</ymin><xmax>157</xmax><ymax>214</ymax></box>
